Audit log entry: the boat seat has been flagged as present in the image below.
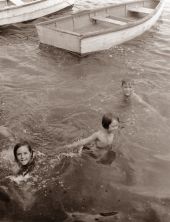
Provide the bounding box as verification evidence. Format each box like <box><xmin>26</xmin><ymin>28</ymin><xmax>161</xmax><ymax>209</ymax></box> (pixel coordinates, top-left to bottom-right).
<box><xmin>9</xmin><ymin>0</ymin><xmax>24</xmax><ymax>6</ymax></box>
<box><xmin>108</xmin><ymin>15</ymin><xmax>135</xmax><ymax>23</ymax></box>
<box><xmin>128</xmin><ymin>7</ymin><xmax>154</xmax><ymax>14</ymax></box>
<box><xmin>91</xmin><ymin>16</ymin><xmax>127</xmax><ymax>26</ymax></box>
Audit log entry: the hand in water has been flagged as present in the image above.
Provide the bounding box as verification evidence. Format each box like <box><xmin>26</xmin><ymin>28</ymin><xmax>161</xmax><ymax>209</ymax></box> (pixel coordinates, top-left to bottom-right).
<box><xmin>72</xmin><ymin>147</ymin><xmax>80</xmax><ymax>153</ymax></box>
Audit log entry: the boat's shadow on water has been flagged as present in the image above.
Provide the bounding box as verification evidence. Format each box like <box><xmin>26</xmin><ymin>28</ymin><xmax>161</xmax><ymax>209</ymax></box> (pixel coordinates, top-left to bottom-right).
<box><xmin>38</xmin><ymin>43</ymin><xmax>91</xmax><ymax>60</ymax></box>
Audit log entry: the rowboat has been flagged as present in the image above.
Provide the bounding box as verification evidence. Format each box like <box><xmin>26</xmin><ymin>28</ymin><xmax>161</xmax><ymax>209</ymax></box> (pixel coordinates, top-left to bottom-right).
<box><xmin>36</xmin><ymin>0</ymin><xmax>164</xmax><ymax>56</ymax></box>
<box><xmin>0</xmin><ymin>0</ymin><xmax>75</xmax><ymax>26</ymax></box>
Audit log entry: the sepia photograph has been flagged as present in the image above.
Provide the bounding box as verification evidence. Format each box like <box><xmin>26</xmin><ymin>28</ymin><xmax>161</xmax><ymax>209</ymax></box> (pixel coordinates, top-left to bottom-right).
<box><xmin>0</xmin><ymin>0</ymin><xmax>169</xmax><ymax>221</ymax></box>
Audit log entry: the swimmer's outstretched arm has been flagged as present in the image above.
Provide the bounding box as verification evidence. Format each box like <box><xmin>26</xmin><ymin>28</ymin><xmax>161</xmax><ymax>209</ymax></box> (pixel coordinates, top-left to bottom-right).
<box><xmin>133</xmin><ymin>93</ymin><xmax>162</xmax><ymax>115</ymax></box>
<box><xmin>65</xmin><ymin>132</ymin><xmax>98</xmax><ymax>150</ymax></box>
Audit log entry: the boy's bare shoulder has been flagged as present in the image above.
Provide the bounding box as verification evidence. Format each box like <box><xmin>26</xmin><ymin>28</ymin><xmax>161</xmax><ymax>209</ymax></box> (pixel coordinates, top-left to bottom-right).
<box><xmin>133</xmin><ymin>93</ymin><xmax>146</xmax><ymax>104</ymax></box>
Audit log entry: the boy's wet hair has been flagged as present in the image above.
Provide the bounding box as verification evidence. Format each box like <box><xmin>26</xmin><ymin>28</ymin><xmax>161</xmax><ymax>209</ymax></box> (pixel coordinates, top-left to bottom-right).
<box><xmin>14</xmin><ymin>141</ymin><xmax>33</xmax><ymax>162</ymax></box>
<box><xmin>102</xmin><ymin>113</ymin><xmax>119</xmax><ymax>129</ymax></box>
<box><xmin>121</xmin><ymin>79</ymin><xmax>133</xmax><ymax>86</ymax></box>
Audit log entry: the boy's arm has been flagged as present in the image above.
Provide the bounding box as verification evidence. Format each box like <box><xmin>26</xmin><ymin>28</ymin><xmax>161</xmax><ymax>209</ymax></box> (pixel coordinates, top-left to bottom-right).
<box><xmin>65</xmin><ymin>132</ymin><xmax>98</xmax><ymax>149</ymax></box>
<box><xmin>134</xmin><ymin>93</ymin><xmax>159</xmax><ymax>114</ymax></box>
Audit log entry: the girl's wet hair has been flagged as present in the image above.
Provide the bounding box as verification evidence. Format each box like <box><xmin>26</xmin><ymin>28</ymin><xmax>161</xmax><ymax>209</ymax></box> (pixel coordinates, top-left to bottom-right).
<box><xmin>14</xmin><ymin>141</ymin><xmax>33</xmax><ymax>162</ymax></box>
<box><xmin>102</xmin><ymin>113</ymin><xmax>119</xmax><ymax>129</ymax></box>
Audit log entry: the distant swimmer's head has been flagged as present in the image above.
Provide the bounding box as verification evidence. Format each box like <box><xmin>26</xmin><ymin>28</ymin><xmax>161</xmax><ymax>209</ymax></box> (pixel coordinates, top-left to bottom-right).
<box><xmin>102</xmin><ymin>113</ymin><xmax>119</xmax><ymax>133</ymax></box>
<box><xmin>14</xmin><ymin>141</ymin><xmax>33</xmax><ymax>166</ymax></box>
<box><xmin>121</xmin><ymin>79</ymin><xmax>134</xmax><ymax>98</ymax></box>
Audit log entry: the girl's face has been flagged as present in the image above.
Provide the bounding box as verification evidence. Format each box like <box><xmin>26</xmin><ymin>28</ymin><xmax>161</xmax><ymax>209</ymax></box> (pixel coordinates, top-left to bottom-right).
<box><xmin>108</xmin><ymin>118</ymin><xmax>119</xmax><ymax>132</ymax></box>
<box><xmin>16</xmin><ymin>145</ymin><xmax>32</xmax><ymax>166</ymax></box>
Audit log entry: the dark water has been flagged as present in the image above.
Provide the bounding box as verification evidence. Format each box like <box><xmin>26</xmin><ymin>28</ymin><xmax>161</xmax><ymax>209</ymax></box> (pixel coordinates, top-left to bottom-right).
<box><xmin>0</xmin><ymin>0</ymin><xmax>170</xmax><ymax>221</ymax></box>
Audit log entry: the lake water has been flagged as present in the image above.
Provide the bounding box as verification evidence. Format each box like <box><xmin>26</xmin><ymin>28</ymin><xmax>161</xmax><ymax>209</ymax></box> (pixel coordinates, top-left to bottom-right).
<box><xmin>0</xmin><ymin>0</ymin><xmax>170</xmax><ymax>221</ymax></box>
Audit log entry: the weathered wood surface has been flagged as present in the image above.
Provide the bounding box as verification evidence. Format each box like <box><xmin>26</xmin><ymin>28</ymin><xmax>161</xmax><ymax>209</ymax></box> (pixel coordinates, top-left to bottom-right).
<box><xmin>128</xmin><ymin>6</ymin><xmax>154</xmax><ymax>14</ymax></box>
<box><xmin>91</xmin><ymin>16</ymin><xmax>127</xmax><ymax>26</ymax></box>
<box><xmin>0</xmin><ymin>0</ymin><xmax>75</xmax><ymax>26</ymax></box>
<box><xmin>9</xmin><ymin>0</ymin><xmax>24</xmax><ymax>6</ymax></box>
<box><xmin>36</xmin><ymin>0</ymin><xmax>164</xmax><ymax>56</ymax></box>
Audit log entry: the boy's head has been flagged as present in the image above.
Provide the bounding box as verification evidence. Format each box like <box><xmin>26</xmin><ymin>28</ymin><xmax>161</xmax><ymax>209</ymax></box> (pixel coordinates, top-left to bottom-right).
<box><xmin>121</xmin><ymin>79</ymin><xmax>134</xmax><ymax>97</ymax></box>
<box><xmin>102</xmin><ymin>113</ymin><xmax>119</xmax><ymax>132</ymax></box>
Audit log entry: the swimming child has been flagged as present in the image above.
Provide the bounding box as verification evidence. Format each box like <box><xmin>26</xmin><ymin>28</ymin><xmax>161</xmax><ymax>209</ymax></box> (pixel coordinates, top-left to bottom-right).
<box><xmin>65</xmin><ymin>113</ymin><xmax>120</xmax><ymax>163</ymax></box>
<box><xmin>121</xmin><ymin>79</ymin><xmax>134</xmax><ymax>100</ymax></box>
<box><xmin>121</xmin><ymin>78</ymin><xmax>162</xmax><ymax>114</ymax></box>
<box><xmin>13</xmin><ymin>141</ymin><xmax>35</xmax><ymax>176</ymax></box>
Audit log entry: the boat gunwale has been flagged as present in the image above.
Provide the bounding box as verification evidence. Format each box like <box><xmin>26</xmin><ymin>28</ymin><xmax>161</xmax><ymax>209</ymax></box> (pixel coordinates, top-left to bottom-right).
<box><xmin>81</xmin><ymin>0</ymin><xmax>163</xmax><ymax>39</ymax></box>
<box><xmin>41</xmin><ymin>26</ymin><xmax>82</xmax><ymax>37</ymax></box>
<box><xmin>0</xmin><ymin>0</ymin><xmax>57</xmax><ymax>12</ymax></box>
<box><xmin>36</xmin><ymin>0</ymin><xmax>163</xmax><ymax>39</ymax></box>
<box><xmin>36</xmin><ymin>0</ymin><xmax>147</xmax><ymax>26</ymax></box>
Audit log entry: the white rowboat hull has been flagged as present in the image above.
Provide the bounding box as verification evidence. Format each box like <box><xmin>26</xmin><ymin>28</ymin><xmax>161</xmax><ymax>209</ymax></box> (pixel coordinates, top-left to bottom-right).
<box><xmin>81</xmin><ymin>1</ymin><xmax>165</xmax><ymax>54</ymax></box>
<box><xmin>0</xmin><ymin>0</ymin><xmax>75</xmax><ymax>26</ymax></box>
<box><xmin>36</xmin><ymin>0</ymin><xmax>165</xmax><ymax>56</ymax></box>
